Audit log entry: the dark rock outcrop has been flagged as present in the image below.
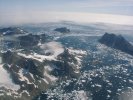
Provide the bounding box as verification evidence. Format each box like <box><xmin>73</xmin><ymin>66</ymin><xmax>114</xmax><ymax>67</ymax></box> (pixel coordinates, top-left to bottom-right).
<box><xmin>54</xmin><ymin>27</ymin><xmax>70</xmax><ymax>33</ymax></box>
<box><xmin>18</xmin><ymin>34</ymin><xmax>40</xmax><ymax>47</ymax></box>
<box><xmin>99</xmin><ymin>33</ymin><xmax>133</xmax><ymax>56</ymax></box>
<box><xmin>0</xmin><ymin>27</ymin><xmax>25</xmax><ymax>36</ymax></box>
<box><xmin>18</xmin><ymin>34</ymin><xmax>46</xmax><ymax>47</ymax></box>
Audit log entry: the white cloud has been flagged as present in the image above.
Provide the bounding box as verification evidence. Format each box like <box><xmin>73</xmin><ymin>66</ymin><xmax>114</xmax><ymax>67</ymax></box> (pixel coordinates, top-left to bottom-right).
<box><xmin>0</xmin><ymin>11</ymin><xmax>133</xmax><ymax>26</ymax></box>
<box><xmin>68</xmin><ymin>0</ymin><xmax>133</xmax><ymax>8</ymax></box>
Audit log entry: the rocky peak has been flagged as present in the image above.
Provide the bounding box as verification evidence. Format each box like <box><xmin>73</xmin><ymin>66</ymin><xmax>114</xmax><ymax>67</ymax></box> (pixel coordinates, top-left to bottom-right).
<box><xmin>54</xmin><ymin>27</ymin><xmax>70</xmax><ymax>33</ymax></box>
<box><xmin>99</xmin><ymin>33</ymin><xmax>133</xmax><ymax>56</ymax></box>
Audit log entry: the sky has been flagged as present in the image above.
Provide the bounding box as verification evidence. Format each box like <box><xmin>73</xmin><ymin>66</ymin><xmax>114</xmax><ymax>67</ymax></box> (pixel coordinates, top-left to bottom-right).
<box><xmin>0</xmin><ymin>0</ymin><xmax>133</xmax><ymax>25</ymax></box>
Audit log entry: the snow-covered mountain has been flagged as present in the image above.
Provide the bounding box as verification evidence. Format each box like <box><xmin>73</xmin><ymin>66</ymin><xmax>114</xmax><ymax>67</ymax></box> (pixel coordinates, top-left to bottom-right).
<box><xmin>0</xmin><ymin>22</ymin><xmax>133</xmax><ymax>100</ymax></box>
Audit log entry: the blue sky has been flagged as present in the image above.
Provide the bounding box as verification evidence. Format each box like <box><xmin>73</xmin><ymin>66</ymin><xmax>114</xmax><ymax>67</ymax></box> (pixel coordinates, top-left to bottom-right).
<box><xmin>0</xmin><ymin>0</ymin><xmax>133</xmax><ymax>25</ymax></box>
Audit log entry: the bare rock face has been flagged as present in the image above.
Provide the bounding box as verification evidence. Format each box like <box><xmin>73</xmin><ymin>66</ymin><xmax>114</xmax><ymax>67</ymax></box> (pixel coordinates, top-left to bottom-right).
<box><xmin>99</xmin><ymin>33</ymin><xmax>133</xmax><ymax>56</ymax></box>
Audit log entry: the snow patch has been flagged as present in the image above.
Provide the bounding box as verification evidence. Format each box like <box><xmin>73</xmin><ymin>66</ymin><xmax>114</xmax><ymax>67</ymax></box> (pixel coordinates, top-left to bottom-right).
<box><xmin>67</xmin><ymin>48</ymin><xmax>87</xmax><ymax>71</ymax></box>
<box><xmin>40</xmin><ymin>41</ymin><xmax>64</xmax><ymax>57</ymax></box>
<box><xmin>44</xmin><ymin>71</ymin><xmax>58</xmax><ymax>82</ymax></box>
<box><xmin>72</xmin><ymin>90</ymin><xmax>90</xmax><ymax>100</ymax></box>
<box><xmin>119</xmin><ymin>89</ymin><xmax>133</xmax><ymax>100</ymax></box>
<box><xmin>18</xmin><ymin>41</ymin><xmax>64</xmax><ymax>62</ymax></box>
<box><xmin>18</xmin><ymin>69</ymin><xmax>32</xmax><ymax>84</ymax></box>
<box><xmin>0</xmin><ymin>64</ymin><xmax>20</xmax><ymax>90</ymax></box>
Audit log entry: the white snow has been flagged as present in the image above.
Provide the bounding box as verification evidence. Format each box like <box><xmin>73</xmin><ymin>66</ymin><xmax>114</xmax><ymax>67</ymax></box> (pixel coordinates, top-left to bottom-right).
<box><xmin>95</xmin><ymin>84</ymin><xmax>102</xmax><ymax>88</ymax></box>
<box><xmin>81</xmin><ymin>80</ymin><xmax>86</xmax><ymax>83</ymax></box>
<box><xmin>29</xmin><ymin>73</ymin><xmax>35</xmax><ymax>81</ymax></box>
<box><xmin>20</xmin><ymin>90</ymin><xmax>30</xmax><ymax>97</ymax></box>
<box><xmin>54</xmin><ymin>37</ymin><xmax>60</xmax><ymax>40</ymax></box>
<box><xmin>67</xmin><ymin>48</ymin><xmax>87</xmax><ymax>71</ymax></box>
<box><xmin>119</xmin><ymin>89</ymin><xmax>133</xmax><ymax>100</ymax></box>
<box><xmin>117</xmin><ymin>89</ymin><xmax>122</xmax><ymax>92</ymax></box>
<box><xmin>2</xmin><ymin>31</ymin><xmax>11</xmax><ymax>35</ymax></box>
<box><xmin>0</xmin><ymin>93</ymin><xmax>4</xmax><ymax>96</ymax></box>
<box><xmin>40</xmin><ymin>41</ymin><xmax>64</xmax><ymax>57</ymax></box>
<box><xmin>44</xmin><ymin>65</ymin><xmax>53</xmax><ymax>71</ymax></box>
<box><xmin>44</xmin><ymin>71</ymin><xmax>57</xmax><ymax>82</ymax></box>
<box><xmin>0</xmin><ymin>64</ymin><xmax>20</xmax><ymax>90</ymax></box>
<box><xmin>68</xmin><ymin>48</ymin><xmax>87</xmax><ymax>55</ymax></box>
<box><xmin>129</xmin><ymin>79</ymin><xmax>133</xmax><ymax>84</ymax></box>
<box><xmin>18</xmin><ymin>69</ymin><xmax>32</xmax><ymax>84</ymax></box>
<box><xmin>0</xmin><ymin>56</ymin><xmax>2</xmax><ymax>64</ymax></box>
<box><xmin>18</xmin><ymin>41</ymin><xmax>64</xmax><ymax>62</ymax></box>
<box><xmin>72</xmin><ymin>90</ymin><xmax>89</xmax><ymax>100</ymax></box>
<box><xmin>107</xmin><ymin>95</ymin><xmax>110</xmax><ymax>98</ymax></box>
<box><xmin>42</xmin><ymin>78</ymin><xmax>49</xmax><ymax>84</ymax></box>
<box><xmin>107</xmin><ymin>90</ymin><xmax>112</xmax><ymax>93</ymax></box>
<box><xmin>42</xmin><ymin>65</ymin><xmax>56</xmax><ymax>84</ymax></box>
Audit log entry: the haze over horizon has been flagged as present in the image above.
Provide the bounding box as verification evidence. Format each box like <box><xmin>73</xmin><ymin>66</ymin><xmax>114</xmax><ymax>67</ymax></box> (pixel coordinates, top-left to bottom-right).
<box><xmin>0</xmin><ymin>0</ymin><xmax>133</xmax><ymax>26</ymax></box>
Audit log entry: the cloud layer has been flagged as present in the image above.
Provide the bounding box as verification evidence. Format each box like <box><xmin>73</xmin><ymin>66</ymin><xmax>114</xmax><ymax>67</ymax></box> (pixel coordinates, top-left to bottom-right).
<box><xmin>0</xmin><ymin>0</ymin><xmax>133</xmax><ymax>26</ymax></box>
<box><xmin>0</xmin><ymin>11</ymin><xmax>133</xmax><ymax>26</ymax></box>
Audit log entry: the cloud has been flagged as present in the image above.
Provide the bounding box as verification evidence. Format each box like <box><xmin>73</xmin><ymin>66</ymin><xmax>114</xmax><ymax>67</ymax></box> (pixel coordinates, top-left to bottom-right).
<box><xmin>0</xmin><ymin>11</ymin><xmax>133</xmax><ymax>26</ymax></box>
<box><xmin>68</xmin><ymin>0</ymin><xmax>133</xmax><ymax>8</ymax></box>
